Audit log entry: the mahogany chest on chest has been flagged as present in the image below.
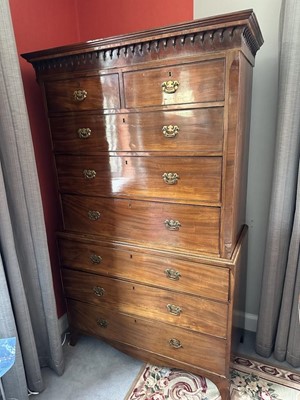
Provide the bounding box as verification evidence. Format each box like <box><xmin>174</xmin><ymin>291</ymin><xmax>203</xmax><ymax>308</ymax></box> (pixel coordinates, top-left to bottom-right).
<box><xmin>23</xmin><ymin>10</ymin><xmax>263</xmax><ymax>399</ymax></box>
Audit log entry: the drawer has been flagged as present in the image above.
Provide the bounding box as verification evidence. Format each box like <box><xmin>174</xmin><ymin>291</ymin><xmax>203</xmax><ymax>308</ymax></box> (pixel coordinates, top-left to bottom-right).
<box><xmin>56</xmin><ymin>156</ymin><xmax>222</xmax><ymax>205</ymax></box>
<box><xmin>58</xmin><ymin>237</ymin><xmax>229</xmax><ymax>302</ymax></box>
<box><xmin>67</xmin><ymin>299</ymin><xmax>227</xmax><ymax>376</ymax></box>
<box><xmin>123</xmin><ymin>59</ymin><xmax>225</xmax><ymax>108</ymax></box>
<box><xmin>49</xmin><ymin>108</ymin><xmax>224</xmax><ymax>154</ymax></box>
<box><xmin>62</xmin><ymin>268</ymin><xmax>228</xmax><ymax>337</ymax></box>
<box><xmin>44</xmin><ymin>74</ymin><xmax>120</xmax><ymax>112</ymax></box>
<box><xmin>61</xmin><ymin>195</ymin><xmax>220</xmax><ymax>255</ymax></box>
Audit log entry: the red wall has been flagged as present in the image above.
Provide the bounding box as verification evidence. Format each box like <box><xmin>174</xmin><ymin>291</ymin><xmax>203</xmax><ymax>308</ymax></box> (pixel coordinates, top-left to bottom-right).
<box><xmin>76</xmin><ymin>0</ymin><xmax>194</xmax><ymax>41</ymax></box>
<box><xmin>9</xmin><ymin>0</ymin><xmax>80</xmax><ymax>317</ymax></box>
<box><xmin>9</xmin><ymin>0</ymin><xmax>193</xmax><ymax>318</ymax></box>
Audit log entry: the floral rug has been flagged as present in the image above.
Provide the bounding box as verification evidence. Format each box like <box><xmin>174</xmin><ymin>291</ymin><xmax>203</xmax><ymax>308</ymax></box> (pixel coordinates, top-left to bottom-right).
<box><xmin>126</xmin><ymin>356</ymin><xmax>300</xmax><ymax>400</ymax></box>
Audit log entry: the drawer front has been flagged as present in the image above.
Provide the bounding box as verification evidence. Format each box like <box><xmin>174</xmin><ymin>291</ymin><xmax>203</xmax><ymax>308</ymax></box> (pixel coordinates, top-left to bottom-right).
<box><xmin>61</xmin><ymin>195</ymin><xmax>220</xmax><ymax>255</ymax></box>
<box><xmin>49</xmin><ymin>108</ymin><xmax>224</xmax><ymax>154</ymax></box>
<box><xmin>44</xmin><ymin>74</ymin><xmax>120</xmax><ymax>112</ymax></box>
<box><xmin>56</xmin><ymin>156</ymin><xmax>222</xmax><ymax>204</ymax></box>
<box><xmin>58</xmin><ymin>237</ymin><xmax>229</xmax><ymax>302</ymax></box>
<box><xmin>123</xmin><ymin>59</ymin><xmax>225</xmax><ymax>108</ymax></box>
<box><xmin>62</xmin><ymin>268</ymin><xmax>228</xmax><ymax>337</ymax></box>
<box><xmin>67</xmin><ymin>299</ymin><xmax>227</xmax><ymax>376</ymax></box>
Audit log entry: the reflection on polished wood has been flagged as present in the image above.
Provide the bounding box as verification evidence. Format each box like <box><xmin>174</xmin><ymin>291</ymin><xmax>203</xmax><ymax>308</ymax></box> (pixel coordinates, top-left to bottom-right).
<box><xmin>49</xmin><ymin>108</ymin><xmax>224</xmax><ymax>154</ymax></box>
<box><xmin>62</xmin><ymin>268</ymin><xmax>228</xmax><ymax>337</ymax></box>
<box><xmin>67</xmin><ymin>299</ymin><xmax>227</xmax><ymax>376</ymax></box>
<box><xmin>58</xmin><ymin>236</ymin><xmax>230</xmax><ymax>302</ymax></box>
<box><xmin>45</xmin><ymin>74</ymin><xmax>120</xmax><ymax>112</ymax></box>
<box><xmin>56</xmin><ymin>155</ymin><xmax>222</xmax><ymax>205</ymax></box>
<box><xmin>124</xmin><ymin>59</ymin><xmax>225</xmax><ymax>108</ymax></box>
<box><xmin>61</xmin><ymin>194</ymin><xmax>220</xmax><ymax>255</ymax></box>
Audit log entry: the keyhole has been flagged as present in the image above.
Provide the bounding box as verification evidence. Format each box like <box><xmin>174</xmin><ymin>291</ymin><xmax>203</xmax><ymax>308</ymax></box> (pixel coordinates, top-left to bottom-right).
<box><xmin>169</xmin><ymin>71</ymin><xmax>172</xmax><ymax>77</ymax></box>
<box><xmin>125</xmin><ymin>160</ymin><xmax>128</xmax><ymax>165</ymax></box>
<box><xmin>122</xmin><ymin>118</ymin><xmax>126</xmax><ymax>123</ymax></box>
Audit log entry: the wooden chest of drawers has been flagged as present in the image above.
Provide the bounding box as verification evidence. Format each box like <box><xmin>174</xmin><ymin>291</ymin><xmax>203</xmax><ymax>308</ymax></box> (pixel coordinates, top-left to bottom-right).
<box><xmin>22</xmin><ymin>10</ymin><xmax>263</xmax><ymax>399</ymax></box>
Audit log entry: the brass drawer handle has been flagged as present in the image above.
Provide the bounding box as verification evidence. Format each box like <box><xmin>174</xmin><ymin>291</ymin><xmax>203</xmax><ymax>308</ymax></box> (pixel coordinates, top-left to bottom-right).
<box><xmin>73</xmin><ymin>89</ymin><xmax>87</xmax><ymax>102</ymax></box>
<box><xmin>93</xmin><ymin>286</ymin><xmax>105</xmax><ymax>296</ymax></box>
<box><xmin>78</xmin><ymin>128</ymin><xmax>91</xmax><ymax>139</ymax></box>
<box><xmin>164</xmin><ymin>219</ymin><xmax>181</xmax><ymax>231</ymax></box>
<box><xmin>162</xmin><ymin>125</ymin><xmax>179</xmax><ymax>138</ymax></box>
<box><xmin>167</xmin><ymin>304</ymin><xmax>182</xmax><ymax>316</ymax></box>
<box><xmin>83</xmin><ymin>169</ymin><xmax>96</xmax><ymax>179</ymax></box>
<box><xmin>97</xmin><ymin>318</ymin><xmax>108</xmax><ymax>328</ymax></box>
<box><xmin>162</xmin><ymin>172</ymin><xmax>179</xmax><ymax>185</ymax></box>
<box><xmin>162</xmin><ymin>80</ymin><xmax>179</xmax><ymax>94</ymax></box>
<box><xmin>169</xmin><ymin>338</ymin><xmax>182</xmax><ymax>349</ymax></box>
<box><xmin>88</xmin><ymin>210</ymin><xmax>100</xmax><ymax>220</ymax></box>
<box><xmin>90</xmin><ymin>254</ymin><xmax>102</xmax><ymax>264</ymax></box>
<box><xmin>165</xmin><ymin>268</ymin><xmax>181</xmax><ymax>281</ymax></box>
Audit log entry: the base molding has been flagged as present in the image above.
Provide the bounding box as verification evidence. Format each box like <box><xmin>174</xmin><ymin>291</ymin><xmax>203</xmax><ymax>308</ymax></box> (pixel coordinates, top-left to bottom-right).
<box><xmin>58</xmin><ymin>313</ymin><xmax>69</xmax><ymax>337</ymax></box>
<box><xmin>234</xmin><ymin>311</ymin><xmax>258</xmax><ymax>332</ymax></box>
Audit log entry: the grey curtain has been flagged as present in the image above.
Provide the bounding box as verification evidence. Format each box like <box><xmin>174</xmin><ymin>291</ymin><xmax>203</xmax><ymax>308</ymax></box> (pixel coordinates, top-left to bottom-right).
<box><xmin>0</xmin><ymin>0</ymin><xmax>64</xmax><ymax>398</ymax></box>
<box><xmin>256</xmin><ymin>0</ymin><xmax>300</xmax><ymax>367</ymax></box>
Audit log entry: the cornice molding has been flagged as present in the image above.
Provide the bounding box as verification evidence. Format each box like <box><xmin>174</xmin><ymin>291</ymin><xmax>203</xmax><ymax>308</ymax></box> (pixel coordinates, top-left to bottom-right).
<box><xmin>22</xmin><ymin>9</ymin><xmax>263</xmax><ymax>74</ymax></box>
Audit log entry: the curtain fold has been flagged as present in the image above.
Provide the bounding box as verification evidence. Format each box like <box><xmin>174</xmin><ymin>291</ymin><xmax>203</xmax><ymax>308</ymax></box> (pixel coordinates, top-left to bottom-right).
<box><xmin>274</xmin><ymin>163</ymin><xmax>300</xmax><ymax>365</ymax></box>
<box><xmin>255</xmin><ymin>0</ymin><xmax>300</xmax><ymax>367</ymax></box>
<box><xmin>0</xmin><ymin>0</ymin><xmax>64</xmax><ymax>398</ymax></box>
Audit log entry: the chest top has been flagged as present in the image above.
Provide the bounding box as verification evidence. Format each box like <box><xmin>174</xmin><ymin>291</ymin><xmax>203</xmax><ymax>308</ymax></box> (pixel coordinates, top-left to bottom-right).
<box><xmin>22</xmin><ymin>9</ymin><xmax>263</xmax><ymax>78</ymax></box>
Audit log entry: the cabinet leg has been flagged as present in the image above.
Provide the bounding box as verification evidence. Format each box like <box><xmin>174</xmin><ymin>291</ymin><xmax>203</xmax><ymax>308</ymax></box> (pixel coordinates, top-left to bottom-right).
<box><xmin>216</xmin><ymin>378</ymin><xmax>230</xmax><ymax>400</ymax></box>
<box><xmin>69</xmin><ymin>328</ymin><xmax>79</xmax><ymax>346</ymax></box>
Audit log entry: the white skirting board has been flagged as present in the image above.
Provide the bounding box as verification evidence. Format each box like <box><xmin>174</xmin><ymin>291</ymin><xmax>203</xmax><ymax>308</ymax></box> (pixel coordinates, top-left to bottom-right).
<box><xmin>234</xmin><ymin>310</ymin><xmax>258</xmax><ymax>332</ymax></box>
<box><xmin>58</xmin><ymin>313</ymin><xmax>69</xmax><ymax>337</ymax></box>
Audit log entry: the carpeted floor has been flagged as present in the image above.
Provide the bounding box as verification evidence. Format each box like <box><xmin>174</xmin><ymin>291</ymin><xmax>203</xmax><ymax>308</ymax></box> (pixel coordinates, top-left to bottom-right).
<box><xmin>125</xmin><ymin>357</ymin><xmax>300</xmax><ymax>399</ymax></box>
<box><xmin>32</xmin><ymin>332</ymin><xmax>300</xmax><ymax>400</ymax></box>
<box><xmin>32</xmin><ymin>335</ymin><xmax>143</xmax><ymax>400</ymax></box>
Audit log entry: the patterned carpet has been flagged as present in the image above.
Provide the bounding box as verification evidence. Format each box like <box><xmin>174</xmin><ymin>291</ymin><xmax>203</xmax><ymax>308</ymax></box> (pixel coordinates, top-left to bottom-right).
<box><xmin>125</xmin><ymin>356</ymin><xmax>300</xmax><ymax>399</ymax></box>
